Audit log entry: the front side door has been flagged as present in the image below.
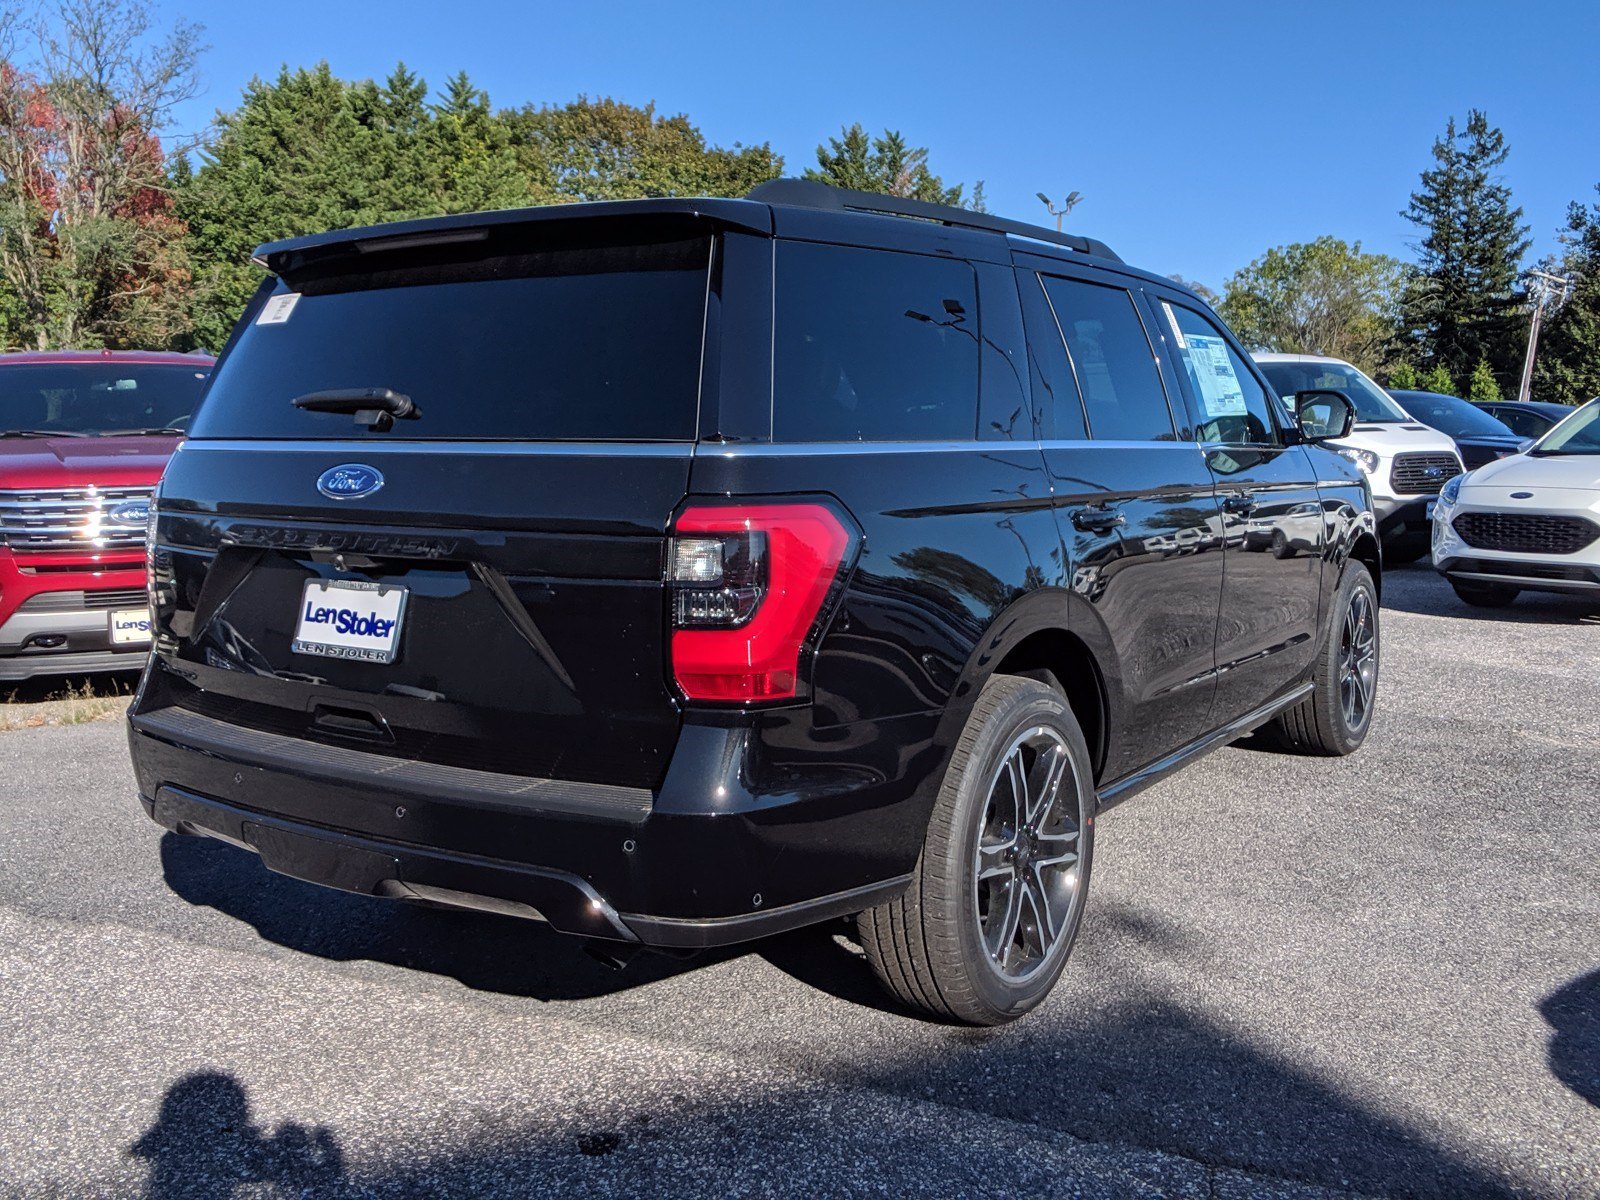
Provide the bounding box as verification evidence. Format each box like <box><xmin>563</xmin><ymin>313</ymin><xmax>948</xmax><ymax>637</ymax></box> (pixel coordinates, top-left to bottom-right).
<box><xmin>1150</xmin><ymin>295</ymin><xmax>1325</xmax><ymax>723</ymax></box>
<box><xmin>1021</xmin><ymin>264</ymin><xmax>1223</xmax><ymax>783</ymax></box>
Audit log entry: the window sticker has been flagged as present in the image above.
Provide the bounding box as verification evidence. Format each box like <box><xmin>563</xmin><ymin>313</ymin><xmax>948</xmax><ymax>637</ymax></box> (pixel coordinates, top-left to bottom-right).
<box><xmin>1182</xmin><ymin>332</ymin><xmax>1247</xmax><ymax>417</ymax></box>
<box><xmin>256</xmin><ymin>292</ymin><xmax>301</xmax><ymax>325</ymax></box>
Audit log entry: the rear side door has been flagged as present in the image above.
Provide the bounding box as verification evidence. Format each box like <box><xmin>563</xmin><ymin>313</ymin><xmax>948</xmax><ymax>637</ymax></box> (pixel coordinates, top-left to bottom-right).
<box><xmin>1022</xmin><ymin>264</ymin><xmax>1223</xmax><ymax>783</ymax></box>
<box><xmin>1150</xmin><ymin>293</ymin><xmax>1325</xmax><ymax>722</ymax></box>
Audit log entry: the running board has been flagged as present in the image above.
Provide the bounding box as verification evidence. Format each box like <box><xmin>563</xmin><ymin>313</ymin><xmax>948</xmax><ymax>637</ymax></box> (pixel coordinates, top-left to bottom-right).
<box><xmin>1095</xmin><ymin>683</ymin><xmax>1314</xmax><ymax>811</ymax></box>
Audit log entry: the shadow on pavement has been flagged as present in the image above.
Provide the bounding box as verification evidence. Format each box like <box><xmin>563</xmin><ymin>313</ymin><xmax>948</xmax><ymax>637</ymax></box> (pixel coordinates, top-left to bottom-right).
<box><xmin>1541</xmin><ymin>967</ymin><xmax>1600</xmax><ymax>1108</ymax></box>
<box><xmin>152</xmin><ymin>838</ymin><xmax>1523</xmax><ymax>1197</ymax></box>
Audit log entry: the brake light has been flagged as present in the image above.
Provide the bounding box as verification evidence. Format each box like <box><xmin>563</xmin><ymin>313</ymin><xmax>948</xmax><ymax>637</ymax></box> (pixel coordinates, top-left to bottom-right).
<box><xmin>669</xmin><ymin>502</ymin><xmax>855</xmax><ymax>702</ymax></box>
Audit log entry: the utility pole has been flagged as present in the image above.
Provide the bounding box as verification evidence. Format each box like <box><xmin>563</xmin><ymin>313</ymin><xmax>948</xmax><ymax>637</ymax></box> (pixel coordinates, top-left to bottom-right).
<box><xmin>1517</xmin><ymin>268</ymin><xmax>1573</xmax><ymax>404</ymax></box>
<box><xmin>1036</xmin><ymin>191</ymin><xmax>1083</xmax><ymax>232</ymax></box>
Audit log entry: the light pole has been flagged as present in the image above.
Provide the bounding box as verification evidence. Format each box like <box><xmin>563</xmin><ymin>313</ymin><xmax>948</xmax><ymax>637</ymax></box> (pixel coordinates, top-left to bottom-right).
<box><xmin>1517</xmin><ymin>268</ymin><xmax>1573</xmax><ymax>404</ymax></box>
<box><xmin>1036</xmin><ymin>191</ymin><xmax>1083</xmax><ymax>232</ymax></box>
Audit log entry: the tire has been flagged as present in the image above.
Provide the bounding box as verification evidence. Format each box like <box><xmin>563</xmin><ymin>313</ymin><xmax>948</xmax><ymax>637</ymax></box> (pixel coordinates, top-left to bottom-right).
<box><xmin>857</xmin><ymin>675</ymin><xmax>1095</xmax><ymax>1025</ymax></box>
<box><xmin>1270</xmin><ymin>530</ymin><xmax>1292</xmax><ymax>559</ymax></box>
<box><xmin>1451</xmin><ymin>580</ymin><xmax>1519</xmax><ymax>608</ymax></box>
<box><xmin>1271</xmin><ymin>561</ymin><xmax>1379</xmax><ymax>756</ymax></box>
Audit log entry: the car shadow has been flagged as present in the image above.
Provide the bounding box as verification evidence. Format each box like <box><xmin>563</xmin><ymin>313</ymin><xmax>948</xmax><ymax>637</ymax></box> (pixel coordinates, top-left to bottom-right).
<box><xmin>119</xmin><ymin>909</ymin><xmax>1527</xmax><ymax>1198</ymax></box>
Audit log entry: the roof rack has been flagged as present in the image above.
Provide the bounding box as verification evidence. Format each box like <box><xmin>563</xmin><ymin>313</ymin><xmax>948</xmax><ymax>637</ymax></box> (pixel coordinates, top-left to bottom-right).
<box><xmin>747</xmin><ymin>178</ymin><xmax>1121</xmax><ymax>264</ymax></box>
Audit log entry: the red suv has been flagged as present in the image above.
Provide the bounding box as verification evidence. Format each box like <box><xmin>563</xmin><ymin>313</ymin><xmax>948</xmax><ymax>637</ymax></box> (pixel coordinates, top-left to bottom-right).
<box><xmin>1</xmin><ymin>350</ymin><xmax>211</xmax><ymax>682</ymax></box>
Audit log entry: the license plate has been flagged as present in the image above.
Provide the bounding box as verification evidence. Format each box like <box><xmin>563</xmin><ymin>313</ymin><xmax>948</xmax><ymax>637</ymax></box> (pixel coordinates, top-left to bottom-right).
<box><xmin>108</xmin><ymin>608</ymin><xmax>151</xmax><ymax>645</ymax></box>
<box><xmin>1425</xmin><ymin>501</ymin><xmax>1437</xmax><ymax>520</ymax></box>
<box><xmin>291</xmin><ymin>579</ymin><xmax>408</xmax><ymax>664</ymax></box>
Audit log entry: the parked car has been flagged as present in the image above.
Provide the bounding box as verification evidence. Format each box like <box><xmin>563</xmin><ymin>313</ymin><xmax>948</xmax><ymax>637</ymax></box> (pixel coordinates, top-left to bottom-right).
<box><xmin>1475</xmin><ymin>400</ymin><xmax>1574</xmax><ymax>440</ymax></box>
<box><xmin>1388</xmin><ymin>389</ymin><xmax>1523</xmax><ymax>468</ymax></box>
<box><xmin>1433</xmin><ymin>396</ymin><xmax>1600</xmax><ymax>607</ymax></box>
<box><xmin>127</xmin><ymin>180</ymin><xmax>1380</xmax><ymax>1024</ymax></box>
<box><xmin>1255</xmin><ymin>354</ymin><xmax>1462</xmax><ymax>562</ymax></box>
<box><xmin>1</xmin><ymin>350</ymin><xmax>211</xmax><ymax>682</ymax></box>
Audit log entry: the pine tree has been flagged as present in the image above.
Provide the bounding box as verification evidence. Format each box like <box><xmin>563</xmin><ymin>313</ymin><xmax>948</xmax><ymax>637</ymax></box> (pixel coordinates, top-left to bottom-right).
<box><xmin>1387</xmin><ymin>361</ymin><xmax>1419</xmax><ymax>389</ymax></box>
<box><xmin>1532</xmin><ymin>187</ymin><xmax>1600</xmax><ymax>405</ymax></box>
<box><xmin>1398</xmin><ymin>111</ymin><xmax>1530</xmax><ymax>395</ymax></box>
<box><xmin>1467</xmin><ymin>359</ymin><xmax>1501</xmax><ymax>403</ymax></box>
<box><xmin>806</xmin><ymin>124</ymin><xmax>976</xmax><ymax>208</ymax></box>
<box><xmin>1420</xmin><ymin>364</ymin><xmax>1455</xmax><ymax>395</ymax></box>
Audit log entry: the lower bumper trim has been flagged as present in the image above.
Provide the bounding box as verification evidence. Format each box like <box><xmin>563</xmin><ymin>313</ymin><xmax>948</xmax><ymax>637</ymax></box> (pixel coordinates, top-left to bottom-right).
<box><xmin>0</xmin><ymin>647</ymin><xmax>148</xmax><ymax>681</ymax></box>
<box><xmin>619</xmin><ymin>876</ymin><xmax>912</xmax><ymax>949</ymax></box>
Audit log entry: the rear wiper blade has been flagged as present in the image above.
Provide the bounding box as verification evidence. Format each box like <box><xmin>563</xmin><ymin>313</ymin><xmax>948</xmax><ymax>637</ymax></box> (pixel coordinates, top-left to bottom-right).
<box><xmin>292</xmin><ymin>387</ymin><xmax>417</xmax><ymax>431</ymax></box>
<box><xmin>99</xmin><ymin>427</ymin><xmax>186</xmax><ymax>437</ymax></box>
<box><xmin>0</xmin><ymin>428</ymin><xmax>89</xmax><ymax>438</ymax></box>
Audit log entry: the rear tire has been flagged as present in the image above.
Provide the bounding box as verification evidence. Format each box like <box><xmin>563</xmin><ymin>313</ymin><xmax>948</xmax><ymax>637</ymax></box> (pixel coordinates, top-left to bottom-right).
<box><xmin>857</xmin><ymin>675</ymin><xmax>1095</xmax><ymax>1025</ymax></box>
<box><xmin>1451</xmin><ymin>580</ymin><xmax>1519</xmax><ymax>608</ymax></box>
<box><xmin>1271</xmin><ymin>561</ymin><xmax>1379</xmax><ymax>756</ymax></box>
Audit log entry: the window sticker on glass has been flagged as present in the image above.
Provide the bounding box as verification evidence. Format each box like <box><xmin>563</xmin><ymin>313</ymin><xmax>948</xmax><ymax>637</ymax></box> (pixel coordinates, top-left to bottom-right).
<box><xmin>1163</xmin><ymin>303</ymin><xmax>1245</xmax><ymax>418</ymax></box>
<box><xmin>256</xmin><ymin>293</ymin><xmax>301</xmax><ymax>325</ymax></box>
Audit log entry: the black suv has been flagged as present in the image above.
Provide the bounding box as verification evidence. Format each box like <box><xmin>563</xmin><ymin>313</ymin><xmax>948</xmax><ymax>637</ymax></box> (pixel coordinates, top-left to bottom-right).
<box><xmin>128</xmin><ymin>180</ymin><xmax>1381</xmax><ymax>1024</ymax></box>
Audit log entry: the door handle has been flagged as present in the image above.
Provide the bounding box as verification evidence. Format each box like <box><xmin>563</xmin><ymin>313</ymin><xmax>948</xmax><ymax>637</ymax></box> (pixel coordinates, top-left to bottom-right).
<box><xmin>1070</xmin><ymin>505</ymin><xmax>1125</xmax><ymax>534</ymax></box>
<box><xmin>1222</xmin><ymin>492</ymin><xmax>1257</xmax><ymax>515</ymax></box>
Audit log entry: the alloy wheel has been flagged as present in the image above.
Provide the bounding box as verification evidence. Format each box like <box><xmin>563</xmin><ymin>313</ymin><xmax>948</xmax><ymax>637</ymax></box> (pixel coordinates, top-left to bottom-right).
<box><xmin>1339</xmin><ymin>588</ymin><xmax>1378</xmax><ymax>731</ymax></box>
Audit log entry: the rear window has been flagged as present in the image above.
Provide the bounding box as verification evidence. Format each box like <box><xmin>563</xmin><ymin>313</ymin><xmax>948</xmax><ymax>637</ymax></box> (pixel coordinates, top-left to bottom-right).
<box><xmin>0</xmin><ymin>363</ymin><xmax>210</xmax><ymax>436</ymax></box>
<box><xmin>773</xmin><ymin>242</ymin><xmax>978</xmax><ymax>442</ymax></box>
<box><xmin>191</xmin><ymin>235</ymin><xmax>711</xmax><ymax>441</ymax></box>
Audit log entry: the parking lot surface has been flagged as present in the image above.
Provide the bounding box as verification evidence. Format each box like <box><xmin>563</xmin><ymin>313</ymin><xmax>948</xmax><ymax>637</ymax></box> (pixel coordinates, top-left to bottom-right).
<box><xmin>0</xmin><ymin>564</ymin><xmax>1595</xmax><ymax>1199</ymax></box>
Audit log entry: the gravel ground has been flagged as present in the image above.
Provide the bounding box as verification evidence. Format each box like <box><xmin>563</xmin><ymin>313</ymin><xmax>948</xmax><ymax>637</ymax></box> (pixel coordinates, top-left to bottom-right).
<box><xmin>0</xmin><ymin>564</ymin><xmax>1595</xmax><ymax>1199</ymax></box>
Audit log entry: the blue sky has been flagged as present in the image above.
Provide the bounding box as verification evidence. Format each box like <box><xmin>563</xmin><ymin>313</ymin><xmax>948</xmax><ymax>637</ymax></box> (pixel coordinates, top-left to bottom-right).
<box><xmin>169</xmin><ymin>0</ymin><xmax>1598</xmax><ymax>289</ymax></box>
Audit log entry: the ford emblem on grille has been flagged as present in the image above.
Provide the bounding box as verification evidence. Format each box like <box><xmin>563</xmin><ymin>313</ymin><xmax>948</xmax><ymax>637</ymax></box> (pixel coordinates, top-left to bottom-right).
<box><xmin>317</xmin><ymin>464</ymin><xmax>385</xmax><ymax>500</ymax></box>
<box><xmin>1510</xmin><ymin>491</ymin><xmax>1534</xmax><ymax>499</ymax></box>
<box><xmin>108</xmin><ymin>498</ymin><xmax>150</xmax><ymax>525</ymax></box>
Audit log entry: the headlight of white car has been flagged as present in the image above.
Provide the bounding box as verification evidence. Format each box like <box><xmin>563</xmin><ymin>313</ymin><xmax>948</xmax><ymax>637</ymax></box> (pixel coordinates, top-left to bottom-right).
<box><xmin>1337</xmin><ymin>447</ymin><xmax>1380</xmax><ymax>475</ymax></box>
<box><xmin>1439</xmin><ymin>474</ymin><xmax>1464</xmax><ymax>506</ymax></box>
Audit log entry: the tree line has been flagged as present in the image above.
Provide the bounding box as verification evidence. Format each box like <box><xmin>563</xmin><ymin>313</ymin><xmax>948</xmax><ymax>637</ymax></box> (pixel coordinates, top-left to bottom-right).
<box><xmin>1</xmin><ymin>1</ymin><xmax>1596</xmax><ymax>405</ymax></box>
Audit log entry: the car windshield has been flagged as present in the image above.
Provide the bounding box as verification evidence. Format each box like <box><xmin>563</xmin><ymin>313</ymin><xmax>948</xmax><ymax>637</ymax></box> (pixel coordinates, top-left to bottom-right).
<box><xmin>1530</xmin><ymin>399</ymin><xmax>1600</xmax><ymax>456</ymax></box>
<box><xmin>1257</xmin><ymin>360</ymin><xmax>1409</xmax><ymax>422</ymax></box>
<box><xmin>1391</xmin><ymin>391</ymin><xmax>1516</xmax><ymax>438</ymax></box>
<box><xmin>0</xmin><ymin>362</ymin><xmax>210</xmax><ymax>435</ymax></box>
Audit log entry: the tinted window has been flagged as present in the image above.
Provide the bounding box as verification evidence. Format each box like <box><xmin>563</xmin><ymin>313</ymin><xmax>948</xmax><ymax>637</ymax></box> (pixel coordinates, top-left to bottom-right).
<box><xmin>1040</xmin><ymin>277</ymin><xmax>1174</xmax><ymax>441</ymax></box>
<box><xmin>192</xmin><ymin>236</ymin><xmax>710</xmax><ymax>441</ymax></box>
<box><xmin>1486</xmin><ymin>406</ymin><xmax>1548</xmax><ymax>438</ymax></box>
<box><xmin>774</xmin><ymin>242</ymin><xmax>978</xmax><ymax>442</ymax></box>
<box><xmin>1017</xmin><ymin>272</ymin><xmax>1088</xmax><ymax>440</ymax></box>
<box><xmin>0</xmin><ymin>363</ymin><xmax>209</xmax><ymax>435</ymax></box>
<box><xmin>1163</xmin><ymin>302</ymin><xmax>1277</xmax><ymax>445</ymax></box>
<box><xmin>1390</xmin><ymin>391</ymin><xmax>1515</xmax><ymax>438</ymax></box>
<box><xmin>1257</xmin><ymin>360</ymin><xmax>1408</xmax><ymax>423</ymax></box>
<box><xmin>974</xmin><ymin>263</ymin><xmax>1032</xmax><ymax>441</ymax></box>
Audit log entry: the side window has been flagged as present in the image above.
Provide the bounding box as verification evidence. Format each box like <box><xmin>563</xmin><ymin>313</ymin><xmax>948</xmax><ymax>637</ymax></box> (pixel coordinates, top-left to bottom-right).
<box><xmin>974</xmin><ymin>262</ymin><xmax>1033</xmax><ymax>441</ymax></box>
<box><xmin>1040</xmin><ymin>276</ymin><xmax>1175</xmax><ymax>441</ymax></box>
<box><xmin>1016</xmin><ymin>271</ymin><xmax>1088</xmax><ymax>440</ymax></box>
<box><xmin>1161</xmin><ymin>302</ymin><xmax>1278</xmax><ymax>446</ymax></box>
<box><xmin>773</xmin><ymin>242</ymin><xmax>978</xmax><ymax>442</ymax></box>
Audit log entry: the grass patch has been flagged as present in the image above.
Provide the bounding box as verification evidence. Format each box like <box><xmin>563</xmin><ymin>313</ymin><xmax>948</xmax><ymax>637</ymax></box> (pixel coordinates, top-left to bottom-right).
<box><xmin>0</xmin><ymin>678</ymin><xmax>134</xmax><ymax>732</ymax></box>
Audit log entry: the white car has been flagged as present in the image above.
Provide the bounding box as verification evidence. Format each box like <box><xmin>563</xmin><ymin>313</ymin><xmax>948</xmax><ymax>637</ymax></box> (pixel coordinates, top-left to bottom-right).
<box><xmin>1255</xmin><ymin>353</ymin><xmax>1463</xmax><ymax>562</ymax></box>
<box><xmin>1432</xmin><ymin>398</ymin><xmax>1600</xmax><ymax>607</ymax></box>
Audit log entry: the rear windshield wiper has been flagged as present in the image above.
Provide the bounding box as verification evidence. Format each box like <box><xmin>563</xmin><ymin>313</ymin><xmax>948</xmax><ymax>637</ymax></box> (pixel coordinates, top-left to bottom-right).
<box><xmin>292</xmin><ymin>387</ymin><xmax>417</xmax><ymax>431</ymax></box>
<box><xmin>99</xmin><ymin>427</ymin><xmax>186</xmax><ymax>437</ymax></box>
<box><xmin>0</xmin><ymin>428</ymin><xmax>89</xmax><ymax>438</ymax></box>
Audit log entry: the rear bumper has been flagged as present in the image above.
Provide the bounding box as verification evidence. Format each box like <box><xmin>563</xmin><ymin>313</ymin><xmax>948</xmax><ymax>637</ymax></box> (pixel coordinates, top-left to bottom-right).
<box><xmin>127</xmin><ymin>701</ymin><xmax>931</xmax><ymax>948</ymax></box>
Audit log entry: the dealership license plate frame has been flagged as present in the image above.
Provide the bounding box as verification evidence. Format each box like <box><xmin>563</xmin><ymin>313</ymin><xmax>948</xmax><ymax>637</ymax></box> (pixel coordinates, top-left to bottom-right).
<box><xmin>291</xmin><ymin>578</ymin><xmax>409</xmax><ymax>665</ymax></box>
<box><xmin>108</xmin><ymin>607</ymin><xmax>152</xmax><ymax>645</ymax></box>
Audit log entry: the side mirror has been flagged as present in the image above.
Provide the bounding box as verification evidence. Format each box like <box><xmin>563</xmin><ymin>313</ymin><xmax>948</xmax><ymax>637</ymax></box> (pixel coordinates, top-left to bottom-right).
<box><xmin>1295</xmin><ymin>390</ymin><xmax>1356</xmax><ymax>442</ymax></box>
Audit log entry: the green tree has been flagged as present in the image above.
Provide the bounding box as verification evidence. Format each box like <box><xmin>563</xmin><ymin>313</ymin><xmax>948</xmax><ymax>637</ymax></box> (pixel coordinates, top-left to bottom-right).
<box><xmin>1387</xmin><ymin>361</ymin><xmax>1419</xmax><ymax>389</ymax></box>
<box><xmin>1532</xmin><ymin>186</ymin><xmax>1600</xmax><ymax>405</ymax></box>
<box><xmin>0</xmin><ymin>0</ymin><xmax>202</xmax><ymax>349</ymax></box>
<box><xmin>501</xmin><ymin>97</ymin><xmax>781</xmax><ymax>202</ymax></box>
<box><xmin>1216</xmin><ymin>236</ymin><xmax>1404</xmax><ymax>373</ymax></box>
<box><xmin>1467</xmin><ymin>358</ymin><xmax>1501</xmax><ymax>403</ymax></box>
<box><xmin>1397</xmin><ymin>110</ymin><xmax>1530</xmax><ymax>394</ymax></box>
<box><xmin>1420</xmin><ymin>364</ymin><xmax>1455</xmax><ymax>395</ymax></box>
<box><xmin>805</xmin><ymin>124</ymin><xmax>981</xmax><ymax>209</ymax></box>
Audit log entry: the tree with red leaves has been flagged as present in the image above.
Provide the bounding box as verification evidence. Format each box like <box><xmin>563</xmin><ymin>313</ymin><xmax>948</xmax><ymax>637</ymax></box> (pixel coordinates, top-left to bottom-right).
<box><xmin>0</xmin><ymin>1</ymin><xmax>202</xmax><ymax>349</ymax></box>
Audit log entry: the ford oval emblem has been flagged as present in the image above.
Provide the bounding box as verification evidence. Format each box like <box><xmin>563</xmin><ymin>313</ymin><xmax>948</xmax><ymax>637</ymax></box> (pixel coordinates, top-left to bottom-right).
<box><xmin>108</xmin><ymin>498</ymin><xmax>150</xmax><ymax>525</ymax></box>
<box><xmin>317</xmin><ymin>463</ymin><xmax>385</xmax><ymax>500</ymax></box>
<box><xmin>1510</xmin><ymin>491</ymin><xmax>1534</xmax><ymax>499</ymax></box>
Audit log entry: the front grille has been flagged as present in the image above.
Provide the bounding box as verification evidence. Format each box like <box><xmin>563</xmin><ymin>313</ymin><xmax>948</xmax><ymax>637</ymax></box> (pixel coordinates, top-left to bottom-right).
<box><xmin>0</xmin><ymin>486</ymin><xmax>152</xmax><ymax>552</ymax></box>
<box><xmin>1452</xmin><ymin>512</ymin><xmax>1600</xmax><ymax>556</ymax></box>
<box><xmin>1390</xmin><ymin>452</ymin><xmax>1462</xmax><ymax>495</ymax></box>
<box><xmin>16</xmin><ymin>588</ymin><xmax>149</xmax><ymax>613</ymax></box>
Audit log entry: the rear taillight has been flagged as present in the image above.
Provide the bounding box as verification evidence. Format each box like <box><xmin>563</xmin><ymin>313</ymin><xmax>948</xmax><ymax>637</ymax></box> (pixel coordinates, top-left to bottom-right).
<box><xmin>669</xmin><ymin>501</ymin><xmax>856</xmax><ymax>703</ymax></box>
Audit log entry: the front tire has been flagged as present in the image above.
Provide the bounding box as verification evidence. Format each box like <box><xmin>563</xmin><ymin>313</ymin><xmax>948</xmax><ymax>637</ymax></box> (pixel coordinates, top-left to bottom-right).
<box><xmin>1451</xmin><ymin>580</ymin><xmax>1519</xmax><ymax>608</ymax></box>
<box><xmin>857</xmin><ymin>675</ymin><xmax>1095</xmax><ymax>1025</ymax></box>
<box><xmin>1272</xmin><ymin>561</ymin><xmax>1379</xmax><ymax>756</ymax></box>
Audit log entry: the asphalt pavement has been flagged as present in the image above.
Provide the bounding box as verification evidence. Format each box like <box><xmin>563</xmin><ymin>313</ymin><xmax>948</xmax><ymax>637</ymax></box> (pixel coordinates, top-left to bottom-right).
<box><xmin>1</xmin><ymin>564</ymin><xmax>1596</xmax><ymax>1199</ymax></box>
